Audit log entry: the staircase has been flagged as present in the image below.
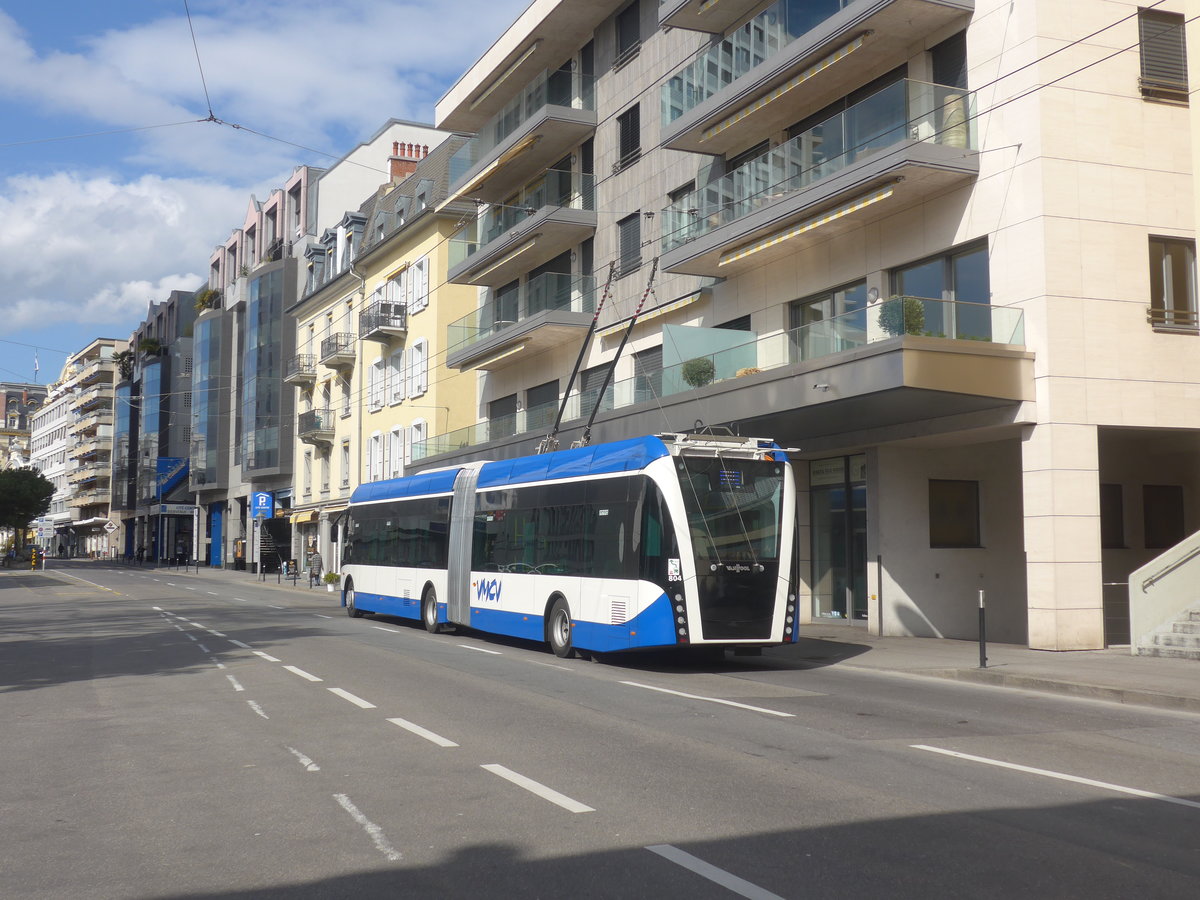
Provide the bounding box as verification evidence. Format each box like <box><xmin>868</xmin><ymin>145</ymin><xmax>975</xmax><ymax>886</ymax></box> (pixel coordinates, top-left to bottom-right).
<box><xmin>1137</xmin><ymin>605</ymin><xmax>1200</xmax><ymax>660</ymax></box>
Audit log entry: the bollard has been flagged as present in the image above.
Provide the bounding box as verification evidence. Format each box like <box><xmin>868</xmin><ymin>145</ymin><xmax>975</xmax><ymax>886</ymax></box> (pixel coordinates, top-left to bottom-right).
<box><xmin>978</xmin><ymin>589</ymin><xmax>987</xmax><ymax>668</ymax></box>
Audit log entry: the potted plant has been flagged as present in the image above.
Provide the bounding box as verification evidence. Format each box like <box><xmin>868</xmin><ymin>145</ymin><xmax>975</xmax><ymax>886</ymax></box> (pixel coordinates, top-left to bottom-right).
<box><xmin>322</xmin><ymin>571</ymin><xmax>340</xmax><ymax>592</ymax></box>
<box><xmin>877</xmin><ymin>295</ymin><xmax>926</xmax><ymax>337</ymax></box>
<box><xmin>681</xmin><ymin>357</ymin><xmax>716</xmax><ymax>389</ymax></box>
<box><xmin>193</xmin><ymin>287</ymin><xmax>222</xmax><ymax>312</ymax></box>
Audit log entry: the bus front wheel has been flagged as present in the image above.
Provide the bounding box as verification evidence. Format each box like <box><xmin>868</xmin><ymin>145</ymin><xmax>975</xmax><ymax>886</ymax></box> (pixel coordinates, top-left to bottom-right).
<box><xmin>547</xmin><ymin>598</ymin><xmax>575</xmax><ymax>659</ymax></box>
<box><xmin>345</xmin><ymin>581</ymin><xmax>364</xmax><ymax>618</ymax></box>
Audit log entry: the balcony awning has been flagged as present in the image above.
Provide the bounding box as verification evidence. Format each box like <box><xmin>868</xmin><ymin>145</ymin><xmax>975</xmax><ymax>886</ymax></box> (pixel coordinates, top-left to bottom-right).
<box><xmin>596</xmin><ymin>289</ymin><xmax>708</xmax><ymax>339</ymax></box>
<box><xmin>290</xmin><ymin>510</ymin><xmax>318</xmax><ymax>525</ymax></box>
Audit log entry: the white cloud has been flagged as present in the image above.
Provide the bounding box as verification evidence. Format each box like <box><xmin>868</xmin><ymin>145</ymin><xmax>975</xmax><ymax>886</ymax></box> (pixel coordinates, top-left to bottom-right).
<box><xmin>0</xmin><ymin>171</ymin><xmax>242</xmax><ymax>328</ymax></box>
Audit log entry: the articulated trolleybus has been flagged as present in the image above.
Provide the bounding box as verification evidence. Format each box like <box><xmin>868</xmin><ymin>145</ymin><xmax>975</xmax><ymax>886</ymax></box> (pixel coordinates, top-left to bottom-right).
<box><xmin>339</xmin><ymin>433</ymin><xmax>798</xmax><ymax>657</ymax></box>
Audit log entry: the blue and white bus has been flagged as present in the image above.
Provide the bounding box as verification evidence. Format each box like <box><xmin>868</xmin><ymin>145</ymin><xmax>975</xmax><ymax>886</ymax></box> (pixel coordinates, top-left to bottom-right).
<box><xmin>338</xmin><ymin>433</ymin><xmax>797</xmax><ymax>657</ymax></box>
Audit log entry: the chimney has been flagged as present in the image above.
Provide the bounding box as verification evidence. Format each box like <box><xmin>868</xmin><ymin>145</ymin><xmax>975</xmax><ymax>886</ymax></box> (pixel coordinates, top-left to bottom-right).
<box><xmin>388</xmin><ymin>141</ymin><xmax>429</xmax><ymax>184</ymax></box>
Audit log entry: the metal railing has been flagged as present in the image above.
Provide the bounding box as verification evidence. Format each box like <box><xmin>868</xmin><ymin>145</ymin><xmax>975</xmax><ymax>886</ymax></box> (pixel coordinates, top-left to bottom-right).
<box><xmin>447</xmin><ymin>272</ymin><xmax>597</xmax><ymax>355</ymax></box>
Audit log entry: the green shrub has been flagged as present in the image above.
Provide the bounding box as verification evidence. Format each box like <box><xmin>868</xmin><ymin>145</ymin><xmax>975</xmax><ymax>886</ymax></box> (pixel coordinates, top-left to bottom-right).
<box><xmin>681</xmin><ymin>357</ymin><xmax>716</xmax><ymax>388</ymax></box>
<box><xmin>878</xmin><ymin>295</ymin><xmax>926</xmax><ymax>337</ymax></box>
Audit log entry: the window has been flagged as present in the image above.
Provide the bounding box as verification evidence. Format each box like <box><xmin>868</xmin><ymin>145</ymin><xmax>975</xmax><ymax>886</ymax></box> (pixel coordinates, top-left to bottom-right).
<box><xmin>489</xmin><ymin>394</ymin><xmax>518</xmax><ymax>440</ymax></box>
<box><xmin>1139</xmin><ymin>9</ymin><xmax>1188</xmax><ymax>100</ymax></box>
<box><xmin>368</xmin><ymin>357</ymin><xmax>385</xmax><ymax>411</ymax></box>
<box><xmin>1100</xmin><ymin>483</ymin><xmax>1125</xmax><ymax>549</ymax></box>
<box><xmin>340</xmin><ymin>377</ymin><xmax>351</xmax><ymax>417</ymax></box>
<box><xmin>616</xmin><ymin>105</ymin><xmax>640</xmax><ymax>171</ymax></box>
<box><xmin>615</xmin><ymin>2</ymin><xmax>640</xmax><ymax>68</ymax></box>
<box><xmin>1148</xmin><ymin>236</ymin><xmax>1197</xmax><ymax>330</ymax></box>
<box><xmin>389</xmin><ymin>426</ymin><xmax>403</xmax><ymax>479</ymax></box>
<box><xmin>320</xmin><ymin>451</ymin><xmax>330</xmax><ymax>492</ymax></box>
<box><xmin>410</xmin><ymin>256</ymin><xmax>430</xmax><ymax>313</ymax></box>
<box><xmin>929</xmin><ymin>479</ymin><xmax>981</xmax><ymax>548</ymax></box>
<box><xmin>891</xmin><ymin>243</ymin><xmax>990</xmax><ymax>339</ymax></box>
<box><xmin>789</xmin><ymin>280</ymin><xmax>868</xmax><ymax>360</ymax></box>
<box><xmin>303</xmin><ymin>451</ymin><xmax>312</xmax><ymax>496</ymax></box>
<box><xmin>1144</xmin><ymin>484</ymin><xmax>1186</xmax><ymax>549</ymax></box>
<box><xmin>388</xmin><ymin>349</ymin><xmax>405</xmax><ymax>404</ymax></box>
<box><xmin>369</xmin><ymin>432</ymin><xmax>384</xmax><ymax>483</ymax></box>
<box><xmin>617</xmin><ymin>213</ymin><xmax>641</xmax><ymax>277</ymax></box>
<box><xmin>633</xmin><ymin>345</ymin><xmax>662</xmax><ymax>404</ymax></box>
<box><xmin>407</xmin><ymin>339</ymin><xmax>428</xmax><ymax>398</ymax></box>
<box><xmin>340</xmin><ymin>440</ymin><xmax>351</xmax><ymax>487</ymax></box>
<box><xmin>717</xmin><ymin>315</ymin><xmax>752</xmax><ymax>332</ymax></box>
<box><xmin>409</xmin><ymin>419</ymin><xmax>427</xmax><ymax>465</ymax></box>
<box><xmin>579</xmin><ymin>364</ymin><xmax>614</xmax><ymax>415</ymax></box>
<box><xmin>526</xmin><ymin>380</ymin><xmax>559</xmax><ymax>432</ymax></box>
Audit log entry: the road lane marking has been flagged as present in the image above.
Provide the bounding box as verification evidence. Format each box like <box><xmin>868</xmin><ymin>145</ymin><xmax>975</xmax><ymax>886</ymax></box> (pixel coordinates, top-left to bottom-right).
<box><xmin>531</xmin><ymin>661</ymin><xmax>572</xmax><ymax>672</ymax></box>
<box><xmin>152</xmin><ymin>606</ymin><xmax>163</xmax><ymax>611</ymax></box>
<box><xmin>235</xmin><ymin>598</ymin><xmax>248</xmax><ymax>602</ymax></box>
<box><xmin>228</xmin><ymin>640</ymin><xmax>251</xmax><ymax>649</ymax></box>
<box><xmin>646</xmin><ymin>845</ymin><xmax>784</xmax><ymax>900</ymax></box>
<box><xmin>206</xmin><ymin>591</ymin><xmax>220</xmax><ymax>596</ymax></box>
<box><xmin>333</xmin><ymin>794</ymin><xmax>402</xmax><ymax>862</ymax></box>
<box><xmin>372</xmin><ymin>626</ymin><xmax>401</xmax><ymax>633</ymax></box>
<box><xmin>247</xmin><ymin>701</ymin><xmax>269</xmax><ymax>719</ymax></box>
<box><xmin>481</xmin><ymin>764</ymin><xmax>593</xmax><ymax>813</ymax></box>
<box><xmin>197</xmin><ymin>643</ymin><xmax>210</xmax><ymax>653</ymax></box>
<box><xmin>283</xmin><ymin>666</ymin><xmax>323</xmax><ymax>682</ymax></box>
<box><xmin>268</xmin><ymin>605</ymin><xmax>285</xmax><ymax>610</ymax></box>
<box><xmin>183</xmin><ymin>633</ymin><xmax>197</xmax><ymax>641</ymax></box>
<box><xmin>226</xmin><ymin>674</ymin><xmax>245</xmax><ymax>692</ymax></box>
<box><xmin>457</xmin><ymin>644</ymin><xmax>502</xmax><ymax>655</ymax></box>
<box><xmin>167</xmin><ymin>583</ymin><xmax>176</xmax><ymax>586</ymax></box>
<box><xmin>53</xmin><ymin>571</ymin><xmax>121</xmax><ymax>595</ymax></box>
<box><xmin>315</xmin><ymin>614</ymin><xmax>332</xmax><ymax>619</ymax></box>
<box><xmin>252</xmin><ymin>650</ymin><xmax>282</xmax><ymax>663</ymax></box>
<box><xmin>328</xmin><ymin>688</ymin><xmax>376</xmax><ymax>709</ymax></box>
<box><xmin>620</xmin><ymin>682</ymin><xmax>795</xmax><ymax>718</ymax></box>
<box><xmin>206</xmin><ymin>629</ymin><xmax>227</xmax><ymax>637</ymax></box>
<box><xmin>209</xmin><ymin>657</ymin><xmax>226</xmax><ymax>670</ymax></box>
<box><xmin>911</xmin><ymin>745</ymin><xmax>1200</xmax><ymax>811</ymax></box>
<box><xmin>287</xmin><ymin>747</ymin><xmax>321</xmax><ymax>772</ymax></box>
<box><xmin>387</xmin><ymin>717</ymin><xmax>459</xmax><ymax>748</ymax></box>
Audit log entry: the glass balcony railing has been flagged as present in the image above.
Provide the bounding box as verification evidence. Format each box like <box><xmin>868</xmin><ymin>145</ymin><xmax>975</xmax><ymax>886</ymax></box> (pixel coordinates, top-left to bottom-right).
<box><xmin>661</xmin><ymin>0</ymin><xmax>855</xmax><ymax>124</ymax></box>
<box><xmin>450</xmin><ymin>67</ymin><xmax>596</xmax><ymax>189</ymax></box>
<box><xmin>662</xmin><ymin>79</ymin><xmax>974</xmax><ymax>252</ymax></box>
<box><xmin>448</xmin><ymin>169</ymin><xmax>595</xmax><ymax>270</ymax></box>
<box><xmin>414</xmin><ymin>297</ymin><xmax>1022</xmax><ymax>460</ymax></box>
<box><xmin>447</xmin><ymin>272</ymin><xmax>597</xmax><ymax>356</ymax></box>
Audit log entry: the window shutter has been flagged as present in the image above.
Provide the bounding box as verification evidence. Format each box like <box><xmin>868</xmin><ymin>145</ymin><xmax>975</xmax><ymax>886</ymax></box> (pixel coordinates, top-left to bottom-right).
<box><xmin>1140</xmin><ymin>11</ymin><xmax>1188</xmax><ymax>92</ymax></box>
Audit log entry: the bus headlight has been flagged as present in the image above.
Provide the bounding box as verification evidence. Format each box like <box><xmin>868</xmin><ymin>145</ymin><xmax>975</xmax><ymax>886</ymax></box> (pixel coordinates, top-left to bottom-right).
<box><xmin>785</xmin><ymin>626</ymin><xmax>793</xmax><ymax>635</ymax></box>
<box><xmin>786</xmin><ymin>615</ymin><xmax>794</xmax><ymax>623</ymax></box>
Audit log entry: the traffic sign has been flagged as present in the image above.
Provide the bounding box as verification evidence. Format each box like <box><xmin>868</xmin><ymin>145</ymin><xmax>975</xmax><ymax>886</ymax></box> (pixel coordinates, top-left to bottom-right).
<box><xmin>251</xmin><ymin>491</ymin><xmax>274</xmax><ymax>518</ymax></box>
<box><xmin>103</xmin><ymin>521</ymin><xmax>118</xmax><ymax>534</ymax></box>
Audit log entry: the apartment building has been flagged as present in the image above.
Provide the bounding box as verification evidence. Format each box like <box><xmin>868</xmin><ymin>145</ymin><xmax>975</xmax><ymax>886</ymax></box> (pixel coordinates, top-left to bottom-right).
<box><xmin>415</xmin><ymin>0</ymin><xmax>1200</xmax><ymax>652</ymax></box>
<box><xmin>111</xmin><ymin>292</ymin><xmax>196</xmax><ymax>562</ymax></box>
<box><xmin>287</xmin><ymin>135</ymin><xmax>479</xmax><ymax>570</ymax></box>
<box><xmin>29</xmin><ymin>374</ymin><xmax>73</xmax><ymax>555</ymax></box>
<box><xmin>1</xmin><ymin>382</ymin><xmax>45</xmax><ymax>471</ymax></box>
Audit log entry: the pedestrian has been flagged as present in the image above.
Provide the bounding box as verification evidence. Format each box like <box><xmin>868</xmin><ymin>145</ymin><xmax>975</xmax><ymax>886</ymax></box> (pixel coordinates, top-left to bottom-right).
<box><xmin>57</xmin><ymin>543</ymin><xmax>65</xmax><ymax>558</ymax></box>
<box><xmin>308</xmin><ymin>547</ymin><xmax>323</xmax><ymax>588</ymax></box>
<box><xmin>136</xmin><ymin>545</ymin><xmax>145</xmax><ymax>565</ymax></box>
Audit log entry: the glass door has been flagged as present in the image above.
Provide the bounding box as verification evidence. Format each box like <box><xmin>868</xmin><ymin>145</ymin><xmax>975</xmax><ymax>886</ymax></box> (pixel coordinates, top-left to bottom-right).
<box><xmin>810</xmin><ymin>455</ymin><xmax>867</xmax><ymax>621</ymax></box>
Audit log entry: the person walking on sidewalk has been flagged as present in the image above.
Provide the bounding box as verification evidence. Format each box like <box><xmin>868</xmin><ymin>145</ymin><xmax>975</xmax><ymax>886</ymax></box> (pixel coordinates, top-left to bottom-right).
<box><xmin>307</xmin><ymin>548</ymin><xmax>323</xmax><ymax>588</ymax></box>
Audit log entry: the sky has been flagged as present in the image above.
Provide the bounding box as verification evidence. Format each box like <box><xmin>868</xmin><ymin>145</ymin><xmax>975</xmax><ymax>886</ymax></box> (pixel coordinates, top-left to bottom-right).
<box><xmin>0</xmin><ymin>0</ymin><xmax>531</xmax><ymax>386</ymax></box>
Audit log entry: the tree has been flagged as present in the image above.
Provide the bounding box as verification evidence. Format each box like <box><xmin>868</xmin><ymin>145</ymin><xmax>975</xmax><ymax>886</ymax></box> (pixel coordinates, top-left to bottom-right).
<box><xmin>113</xmin><ymin>350</ymin><xmax>135</xmax><ymax>381</ymax></box>
<box><xmin>0</xmin><ymin>468</ymin><xmax>54</xmax><ymax>532</ymax></box>
<box><xmin>878</xmin><ymin>295</ymin><xmax>926</xmax><ymax>337</ymax></box>
<box><xmin>681</xmin><ymin>357</ymin><xmax>716</xmax><ymax>388</ymax></box>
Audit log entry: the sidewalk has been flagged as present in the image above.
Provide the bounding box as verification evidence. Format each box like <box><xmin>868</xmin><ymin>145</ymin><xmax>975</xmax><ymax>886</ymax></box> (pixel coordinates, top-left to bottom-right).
<box><xmin>74</xmin><ymin>560</ymin><xmax>1200</xmax><ymax>715</ymax></box>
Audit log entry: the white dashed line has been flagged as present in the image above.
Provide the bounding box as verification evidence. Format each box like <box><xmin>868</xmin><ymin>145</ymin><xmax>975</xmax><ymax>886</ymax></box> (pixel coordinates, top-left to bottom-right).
<box><xmin>481</xmin><ymin>764</ymin><xmax>593</xmax><ymax>813</ymax></box>
<box><xmin>151</xmin><ymin>606</ymin><xmax>163</xmax><ymax>611</ymax></box>
<box><xmin>197</xmin><ymin>643</ymin><xmax>210</xmax><ymax>653</ymax></box>
<box><xmin>328</xmin><ymin>688</ymin><xmax>376</xmax><ymax>709</ymax></box>
<box><xmin>268</xmin><ymin>605</ymin><xmax>285</xmax><ymax>610</ymax></box>
<box><xmin>235</xmin><ymin>598</ymin><xmax>248</xmax><ymax>602</ymax></box>
<box><xmin>387</xmin><ymin>717</ymin><xmax>459</xmax><ymax>748</ymax></box>
<box><xmin>206</xmin><ymin>592</ymin><xmax>220</xmax><ymax>596</ymax></box>
<box><xmin>283</xmin><ymin>665</ymin><xmax>323</xmax><ymax>682</ymax></box>
<box><xmin>911</xmin><ymin>745</ymin><xmax>1200</xmax><ymax>811</ymax></box>
<box><xmin>531</xmin><ymin>661</ymin><xmax>572</xmax><ymax>671</ymax></box>
<box><xmin>620</xmin><ymin>681</ymin><xmax>795</xmax><ymax>718</ymax></box>
<box><xmin>183</xmin><ymin>633</ymin><xmax>197</xmax><ymax>641</ymax></box>
<box><xmin>314</xmin><ymin>614</ymin><xmax>332</xmax><ymax>619</ymax></box>
<box><xmin>287</xmin><ymin>747</ymin><xmax>321</xmax><ymax>772</ymax></box>
<box><xmin>247</xmin><ymin>700</ymin><xmax>269</xmax><ymax>719</ymax></box>
<box><xmin>457</xmin><ymin>644</ymin><xmax>502</xmax><ymax>655</ymax></box>
<box><xmin>209</xmin><ymin>657</ymin><xmax>226</xmax><ymax>670</ymax></box>
<box><xmin>252</xmin><ymin>650</ymin><xmax>282</xmax><ymax>663</ymax></box>
<box><xmin>228</xmin><ymin>639</ymin><xmax>251</xmax><ymax>649</ymax></box>
<box><xmin>646</xmin><ymin>845</ymin><xmax>784</xmax><ymax>900</ymax></box>
<box><xmin>333</xmin><ymin>794</ymin><xmax>402</xmax><ymax>862</ymax></box>
<box><xmin>372</xmin><ymin>626</ymin><xmax>401</xmax><ymax>633</ymax></box>
<box><xmin>225</xmin><ymin>674</ymin><xmax>245</xmax><ymax>692</ymax></box>
<box><xmin>206</xmin><ymin>629</ymin><xmax>227</xmax><ymax>637</ymax></box>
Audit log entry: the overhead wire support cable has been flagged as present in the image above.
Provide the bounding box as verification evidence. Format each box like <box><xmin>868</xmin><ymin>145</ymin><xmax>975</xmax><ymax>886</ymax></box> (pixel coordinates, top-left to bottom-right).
<box><xmin>538</xmin><ymin>261</ymin><xmax>617</xmax><ymax>454</ymax></box>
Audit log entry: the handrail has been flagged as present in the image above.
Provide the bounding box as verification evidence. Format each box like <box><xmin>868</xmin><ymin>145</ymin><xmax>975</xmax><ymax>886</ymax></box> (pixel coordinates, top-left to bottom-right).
<box><xmin>1141</xmin><ymin>543</ymin><xmax>1200</xmax><ymax>592</ymax></box>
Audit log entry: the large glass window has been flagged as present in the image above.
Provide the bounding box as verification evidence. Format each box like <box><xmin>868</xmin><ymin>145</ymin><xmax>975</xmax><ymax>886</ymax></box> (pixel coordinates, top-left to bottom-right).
<box><xmin>789</xmin><ymin>281</ymin><xmax>868</xmax><ymax>360</ymax></box>
<box><xmin>1148</xmin><ymin>236</ymin><xmax>1197</xmax><ymax>330</ymax></box>
<box><xmin>676</xmin><ymin>457</ymin><xmax>784</xmax><ymax>565</ymax></box>
<box><xmin>891</xmin><ymin>242</ymin><xmax>991</xmax><ymax>339</ymax></box>
<box><xmin>810</xmin><ymin>456</ymin><xmax>867</xmax><ymax>620</ymax></box>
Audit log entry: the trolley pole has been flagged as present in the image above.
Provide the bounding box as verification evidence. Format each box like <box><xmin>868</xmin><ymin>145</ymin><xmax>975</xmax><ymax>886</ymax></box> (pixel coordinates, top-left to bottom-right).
<box><xmin>978</xmin><ymin>589</ymin><xmax>988</xmax><ymax>668</ymax></box>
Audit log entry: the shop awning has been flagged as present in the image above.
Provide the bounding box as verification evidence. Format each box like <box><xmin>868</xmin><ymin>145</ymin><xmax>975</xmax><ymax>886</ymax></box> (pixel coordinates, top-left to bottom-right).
<box><xmin>290</xmin><ymin>510</ymin><xmax>318</xmax><ymax>525</ymax></box>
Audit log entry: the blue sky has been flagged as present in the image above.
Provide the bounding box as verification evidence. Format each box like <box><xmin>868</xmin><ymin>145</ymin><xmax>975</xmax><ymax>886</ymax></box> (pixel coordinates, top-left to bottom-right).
<box><xmin>0</xmin><ymin>0</ymin><xmax>529</xmax><ymax>385</ymax></box>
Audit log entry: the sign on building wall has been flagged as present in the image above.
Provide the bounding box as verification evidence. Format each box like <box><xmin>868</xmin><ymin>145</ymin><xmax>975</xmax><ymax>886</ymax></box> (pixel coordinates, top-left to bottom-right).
<box><xmin>251</xmin><ymin>491</ymin><xmax>275</xmax><ymax>518</ymax></box>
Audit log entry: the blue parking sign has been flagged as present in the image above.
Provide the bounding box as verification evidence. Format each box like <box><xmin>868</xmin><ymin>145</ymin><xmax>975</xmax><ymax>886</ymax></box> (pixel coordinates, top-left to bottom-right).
<box><xmin>251</xmin><ymin>491</ymin><xmax>274</xmax><ymax>518</ymax></box>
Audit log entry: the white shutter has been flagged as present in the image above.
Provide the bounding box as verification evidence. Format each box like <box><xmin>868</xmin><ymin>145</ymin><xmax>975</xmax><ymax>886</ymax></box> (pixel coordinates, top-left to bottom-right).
<box><xmin>389</xmin><ymin>349</ymin><xmax>404</xmax><ymax>404</ymax></box>
<box><xmin>415</xmin><ymin>339</ymin><xmax>428</xmax><ymax>395</ymax></box>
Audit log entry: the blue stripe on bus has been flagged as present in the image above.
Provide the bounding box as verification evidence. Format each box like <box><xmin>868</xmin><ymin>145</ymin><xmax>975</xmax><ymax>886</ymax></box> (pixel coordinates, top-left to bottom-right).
<box><xmin>466</xmin><ymin>591</ymin><xmax>678</xmax><ymax>653</ymax></box>
<box><xmin>352</xmin><ymin>592</ymin><xmax>421</xmax><ymax>620</ymax></box>
<box><xmin>476</xmin><ymin>435</ymin><xmax>669</xmax><ymax>489</ymax></box>
<box><xmin>350</xmin><ymin>468</ymin><xmax>460</xmax><ymax>504</ymax></box>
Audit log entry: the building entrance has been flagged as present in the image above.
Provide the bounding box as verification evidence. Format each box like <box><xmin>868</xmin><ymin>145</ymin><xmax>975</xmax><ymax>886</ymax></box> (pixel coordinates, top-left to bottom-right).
<box><xmin>810</xmin><ymin>455</ymin><xmax>868</xmax><ymax>621</ymax></box>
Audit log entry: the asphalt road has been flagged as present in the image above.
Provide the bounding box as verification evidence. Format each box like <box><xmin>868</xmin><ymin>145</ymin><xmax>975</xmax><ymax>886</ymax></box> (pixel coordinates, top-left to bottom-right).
<box><xmin>3</xmin><ymin>562</ymin><xmax>1199</xmax><ymax>899</ymax></box>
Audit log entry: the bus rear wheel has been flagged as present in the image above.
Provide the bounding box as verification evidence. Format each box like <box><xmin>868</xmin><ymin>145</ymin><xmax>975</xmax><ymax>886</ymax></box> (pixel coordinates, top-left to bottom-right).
<box><xmin>422</xmin><ymin>587</ymin><xmax>443</xmax><ymax>634</ymax></box>
<box><xmin>345</xmin><ymin>581</ymin><xmax>364</xmax><ymax>618</ymax></box>
<box><xmin>547</xmin><ymin>598</ymin><xmax>575</xmax><ymax>659</ymax></box>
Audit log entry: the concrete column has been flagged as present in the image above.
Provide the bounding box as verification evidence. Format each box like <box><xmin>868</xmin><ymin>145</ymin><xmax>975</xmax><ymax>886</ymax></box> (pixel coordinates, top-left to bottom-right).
<box><xmin>1021</xmin><ymin>423</ymin><xmax>1104</xmax><ymax>649</ymax></box>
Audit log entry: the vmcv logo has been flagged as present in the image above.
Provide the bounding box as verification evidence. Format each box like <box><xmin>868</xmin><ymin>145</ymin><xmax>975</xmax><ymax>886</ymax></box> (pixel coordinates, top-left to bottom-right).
<box><xmin>474</xmin><ymin>578</ymin><xmax>503</xmax><ymax>604</ymax></box>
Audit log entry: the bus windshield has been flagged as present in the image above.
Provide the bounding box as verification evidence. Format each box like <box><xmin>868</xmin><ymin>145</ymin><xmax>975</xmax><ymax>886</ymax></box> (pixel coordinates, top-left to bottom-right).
<box><xmin>676</xmin><ymin>456</ymin><xmax>784</xmax><ymax>564</ymax></box>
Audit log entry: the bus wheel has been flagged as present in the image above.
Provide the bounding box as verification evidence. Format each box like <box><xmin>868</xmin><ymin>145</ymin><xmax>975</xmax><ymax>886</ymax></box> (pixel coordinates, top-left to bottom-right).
<box><xmin>345</xmin><ymin>581</ymin><xmax>364</xmax><ymax>618</ymax></box>
<box><xmin>422</xmin><ymin>587</ymin><xmax>443</xmax><ymax>634</ymax></box>
<box><xmin>547</xmin><ymin>598</ymin><xmax>575</xmax><ymax>659</ymax></box>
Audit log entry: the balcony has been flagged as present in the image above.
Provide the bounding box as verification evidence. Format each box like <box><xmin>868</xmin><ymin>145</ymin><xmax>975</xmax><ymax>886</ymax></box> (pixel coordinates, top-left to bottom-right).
<box><xmin>69</xmin><ymin>464</ymin><xmax>110</xmax><ymax>485</ymax></box>
<box><xmin>658</xmin><ymin>0</ymin><xmax>768</xmax><ymax>34</ymax></box>
<box><xmin>284</xmin><ymin>354</ymin><xmax>317</xmax><ymax>386</ymax></box>
<box><xmin>448</xmin><ymin>67</ymin><xmax>596</xmax><ymax>204</ymax></box>
<box><xmin>414</xmin><ymin>297</ymin><xmax>1028</xmax><ymax>461</ymax></box>
<box><xmin>660</xmin><ymin>0</ymin><xmax>974</xmax><ymax>156</ymax></box>
<box><xmin>70</xmin><ymin>412</ymin><xmax>114</xmax><ymax>435</ymax></box>
<box><xmin>359</xmin><ymin>301</ymin><xmax>408</xmax><ymax>343</ymax></box>
<box><xmin>76</xmin><ymin>358</ymin><xmax>116</xmax><ymax>387</ymax></box>
<box><xmin>447</xmin><ymin>169</ymin><xmax>595</xmax><ymax>287</ymax></box>
<box><xmin>661</xmin><ymin>79</ymin><xmax>977</xmax><ymax>277</ymax></box>
<box><xmin>447</xmin><ymin>272</ymin><xmax>597</xmax><ymax>371</ymax></box>
<box><xmin>298</xmin><ymin>408</ymin><xmax>336</xmax><ymax>445</ymax></box>
<box><xmin>71</xmin><ymin>386</ymin><xmax>111</xmax><ymax>412</ymax></box>
<box><xmin>69</xmin><ymin>490</ymin><xmax>107</xmax><ymax>509</ymax></box>
<box><xmin>319</xmin><ymin>333</ymin><xmax>356</xmax><ymax>369</ymax></box>
<box><xmin>70</xmin><ymin>436</ymin><xmax>113</xmax><ymax>459</ymax></box>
